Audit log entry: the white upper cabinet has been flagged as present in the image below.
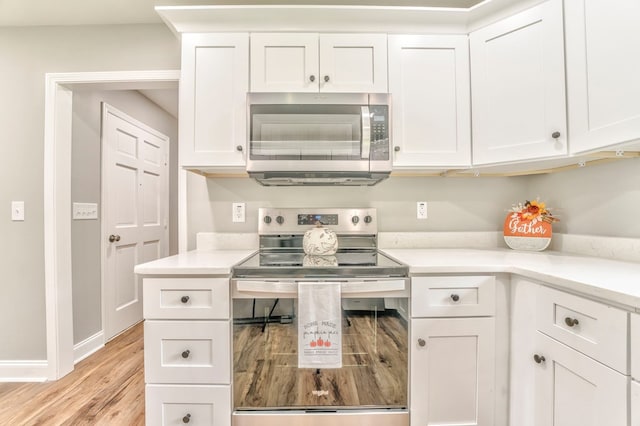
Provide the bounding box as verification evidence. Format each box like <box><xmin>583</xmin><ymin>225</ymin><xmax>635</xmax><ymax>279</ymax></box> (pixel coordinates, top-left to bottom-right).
<box><xmin>250</xmin><ymin>33</ymin><xmax>388</xmax><ymax>93</ymax></box>
<box><xmin>389</xmin><ymin>35</ymin><xmax>471</xmax><ymax>168</ymax></box>
<box><xmin>565</xmin><ymin>0</ymin><xmax>640</xmax><ymax>154</ymax></box>
<box><xmin>180</xmin><ymin>33</ymin><xmax>249</xmax><ymax>168</ymax></box>
<box><xmin>469</xmin><ymin>0</ymin><xmax>567</xmax><ymax>165</ymax></box>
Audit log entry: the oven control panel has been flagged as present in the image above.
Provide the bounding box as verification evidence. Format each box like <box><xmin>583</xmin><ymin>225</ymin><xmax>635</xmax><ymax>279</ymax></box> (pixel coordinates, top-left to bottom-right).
<box><xmin>259</xmin><ymin>208</ymin><xmax>377</xmax><ymax>235</ymax></box>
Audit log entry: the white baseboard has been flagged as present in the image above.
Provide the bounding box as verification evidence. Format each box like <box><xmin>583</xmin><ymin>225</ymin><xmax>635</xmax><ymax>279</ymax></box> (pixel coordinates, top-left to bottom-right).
<box><xmin>73</xmin><ymin>330</ymin><xmax>105</xmax><ymax>364</ymax></box>
<box><xmin>0</xmin><ymin>360</ymin><xmax>48</xmax><ymax>382</ymax></box>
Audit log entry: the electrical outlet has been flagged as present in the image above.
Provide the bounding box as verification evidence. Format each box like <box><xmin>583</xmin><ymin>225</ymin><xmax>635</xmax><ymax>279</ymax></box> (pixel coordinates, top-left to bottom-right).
<box><xmin>232</xmin><ymin>202</ymin><xmax>246</xmax><ymax>223</ymax></box>
<box><xmin>417</xmin><ymin>201</ymin><xmax>428</xmax><ymax>219</ymax></box>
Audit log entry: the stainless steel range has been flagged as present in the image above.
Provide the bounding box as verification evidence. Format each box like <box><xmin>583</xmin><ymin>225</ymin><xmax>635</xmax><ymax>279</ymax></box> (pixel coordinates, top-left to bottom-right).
<box><xmin>231</xmin><ymin>208</ymin><xmax>409</xmax><ymax>426</ymax></box>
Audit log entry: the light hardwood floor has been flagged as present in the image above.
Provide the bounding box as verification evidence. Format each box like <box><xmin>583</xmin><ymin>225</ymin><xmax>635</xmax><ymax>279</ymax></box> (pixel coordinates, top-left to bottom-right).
<box><xmin>0</xmin><ymin>322</ymin><xmax>144</xmax><ymax>426</ymax></box>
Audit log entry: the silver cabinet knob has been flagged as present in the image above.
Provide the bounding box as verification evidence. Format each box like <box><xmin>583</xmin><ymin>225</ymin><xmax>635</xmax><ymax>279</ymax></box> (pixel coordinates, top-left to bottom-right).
<box><xmin>533</xmin><ymin>354</ymin><xmax>546</xmax><ymax>364</ymax></box>
<box><xmin>236</xmin><ymin>145</ymin><xmax>243</xmax><ymax>152</ymax></box>
<box><xmin>108</xmin><ymin>234</ymin><xmax>120</xmax><ymax>242</ymax></box>
<box><xmin>394</xmin><ymin>146</ymin><xmax>400</xmax><ymax>152</ymax></box>
<box><xmin>181</xmin><ymin>296</ymin><xmax>190</xmax><ymax>304</ymax></box>
<box><xmin>551</xmin><ymin>131</ymin><xmax>561</xmax><ymax>139</ymax></box>
<box><xmin>418</xmin><ymin>338</ymin><xmax>426</xmax><ymax>347</ymax></box>
<box><xmin>182</xmin><ymin>350</ymin><xmax>191</xmax><ymax>359</ymax></box>
<box><xmin>324</xmin><ymin>75</ymin><xmax>330</xmax><ymax>82</ymax></box>
<box><xmin>310</xmin><ymin>75</ymin><xmax>316</xmax><ymax>82</ymax></box>
<box><xmin>450</xmin><ymin>294</ymin><xmax>460</xmax><ymax>302</ymax></box>
<box><xmin>564</xmin><ymin>317</ymin><xmax>579</xmax><ymax>327</ymax></box>
<box><xmin>183</xmin><ymin>414</ymin><xmax>191</xmax><ymax>423</ymax></box>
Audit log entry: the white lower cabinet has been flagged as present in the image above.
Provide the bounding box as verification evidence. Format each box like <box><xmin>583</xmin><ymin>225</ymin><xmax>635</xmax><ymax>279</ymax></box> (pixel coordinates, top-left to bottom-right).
<box><xmin>411</xmin><ymin>317</ymin><xmax>495</xmax><ymax>426</ymax></box>
<box><xmin>146</xmin><ymin>384</ymin><xmax>231</xmax><ymax>426</ymax></box>
<box><xmin>142</xmin><ymin>277</ymin><xmax>232</xmax><ymax>426</ymax></box>
<box><xmin>533</xmin><ymin>331</ymin><xmax>627</xmax><ymax>426</ymax></box>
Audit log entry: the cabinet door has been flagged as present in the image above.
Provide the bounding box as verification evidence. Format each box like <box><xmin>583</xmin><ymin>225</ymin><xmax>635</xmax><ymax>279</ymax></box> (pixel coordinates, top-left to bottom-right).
<box><xmin>633</xmin><ymin>380</ymin><xmax>640</xmax><ymax>426</ymax></box>
<box><xmin>180</xmin><ymin>33</ymin><xmax>248</xmax><ymax>168</ymax></box>
<box><xmin>250</xmin><ymin>33</ymin><xmax>319</xmax><ymax>92</ymax></box>
<box><xmin>633</xmin><ymin>313</ymin><xmax>640</xmax><ymax>381</ymax></box>
<box><xmin>389</xmin><ymin>35</ymin><xmax>471</xmax><ymax>168</ymax></box>
<box><xmin>411</xmin><ymin>317</ymin><xmax>495</xmax><ymax>426</ymax></box>
<box><xmin>565</xmin><ymin>0</ymin><xmax>640</xmax><ymax>153</ymax></box>
<box><xmin>319</xmin><ymin>34</ymin><xmax>388</xmax><ymax>93</ymax></box>
<box><xmin>470</xmin><ymin>0</ymin><xmax>566</xmax><ymax>165</ymax></box>
<box><xmin>533</xmin><ymin>332</ymin><xmax>627</xmax><ymax>426</ymax></box>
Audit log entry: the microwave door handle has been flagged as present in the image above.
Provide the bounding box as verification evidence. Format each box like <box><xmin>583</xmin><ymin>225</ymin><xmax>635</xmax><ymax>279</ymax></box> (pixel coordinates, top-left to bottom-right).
<box><xmin>361</xmin><ymin>106</ymin><xmax>371</xmax><ymax>159</ymax></box>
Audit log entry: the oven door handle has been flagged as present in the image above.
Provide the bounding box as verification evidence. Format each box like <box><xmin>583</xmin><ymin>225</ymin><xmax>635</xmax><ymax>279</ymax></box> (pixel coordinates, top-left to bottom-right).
<box><xmin>235</xmin><ymin>280</ymin><xmax>406</xmax><ymax>294</ymax></box>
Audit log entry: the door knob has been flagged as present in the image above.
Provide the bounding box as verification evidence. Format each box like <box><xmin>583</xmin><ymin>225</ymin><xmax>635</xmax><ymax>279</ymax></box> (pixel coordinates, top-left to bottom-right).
<box><xmin>108</xmin><ymin>234</ymin><xmax>120</xmax><ymax>242</ymax></box>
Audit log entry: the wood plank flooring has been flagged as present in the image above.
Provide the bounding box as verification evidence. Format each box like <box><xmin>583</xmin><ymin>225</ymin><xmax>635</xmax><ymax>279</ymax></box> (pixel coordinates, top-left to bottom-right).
<box><xmin>0</xmin><ymin>322</ymin><xmax>144</xmax><ymax>426</ymax></box>
<box><xmin>233</xmin><ymin>311</ymin><xmax>408</xmax><ymax>409</ymax></box>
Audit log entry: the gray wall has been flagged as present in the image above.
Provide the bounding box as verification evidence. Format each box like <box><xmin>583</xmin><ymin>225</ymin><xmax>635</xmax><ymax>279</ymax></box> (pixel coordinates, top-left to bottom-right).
<box><xmin>527</xmin><ymin>158</ymin><xmax>640</xmax><ymax>238</ymax></box>
<box><xmin>0</xmin><ymin>24</ymin><xmax>179</xmax><ymax>360</ymax></box>
<box><xmin>71</xmin><ymin>89</ymin><xmax>178</xmax><ymax>345</ymax></box>
<box><xmin>186</xmin><ymin>173</ymin><xmax>529</xmax><ymax>249</ymax></box>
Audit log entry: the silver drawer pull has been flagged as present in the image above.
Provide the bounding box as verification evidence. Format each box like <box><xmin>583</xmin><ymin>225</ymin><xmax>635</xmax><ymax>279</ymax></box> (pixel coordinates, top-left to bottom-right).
<box><xmin>417</xmin><ymin>338</ymin><xmax>426</xmax><ymax>347</ymax></box>
<box><xmin>450</xmin><ymin>294</ymin><xmax>460</xmax><ymax>302</ymax></box>
<box><xmin>181</xmin><ymin>296</ymin><xmax>190</xmax><ymax>304</ymax></box>
<box><xmin>183</xmin><ymin>413</ymin><xmax>191</xmax><ymax>423</ymax></box>
<box><xmin>564</xmin><ymin>317</ymin><xmax>579</xmax><ymax>327</ymax></box>
<box><xmin>533</xmin><ymin>354</ymin><xmax>546</xmax><ymax>364</ymax></box>
<box><xmin>181</xmin><ymin>350</ymin><xmax>191</xmax><ymax>359</ymax></box>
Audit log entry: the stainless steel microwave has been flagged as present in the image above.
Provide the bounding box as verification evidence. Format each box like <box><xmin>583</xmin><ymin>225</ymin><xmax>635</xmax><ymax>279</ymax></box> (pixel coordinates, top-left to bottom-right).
<box><xmin>246</xmin><ymin>93</ymin><xmax>392</xmax><ymax>186</ymax></box>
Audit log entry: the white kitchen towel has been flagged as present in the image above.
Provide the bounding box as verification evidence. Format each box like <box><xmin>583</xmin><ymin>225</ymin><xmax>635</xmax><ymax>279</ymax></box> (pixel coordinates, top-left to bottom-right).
<box><xmin>298</xmin><ymin>281</ymin><xmax>342</xmax><ymax>369</ymax></box>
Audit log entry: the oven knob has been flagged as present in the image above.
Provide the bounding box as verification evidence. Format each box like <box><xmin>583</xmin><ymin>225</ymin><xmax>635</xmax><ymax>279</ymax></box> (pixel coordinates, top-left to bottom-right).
<box><xmin>276</xmin><ymin>215</ymin><xmax>285</xmax><ymax>225</ymax></box>
<box><xmin>263</xmin><ymin>216</ymin><xmax>272</xmax><ymax>224</ymax></box>
<box><xmin>351</xmin><ymin>215</ymin><xmax>360</xmax><ymax>224</ymax></box>
<box><xmin>364</xmin><ymin>215</ymin><xmax>373</xmax><ymax>224</ymax></box>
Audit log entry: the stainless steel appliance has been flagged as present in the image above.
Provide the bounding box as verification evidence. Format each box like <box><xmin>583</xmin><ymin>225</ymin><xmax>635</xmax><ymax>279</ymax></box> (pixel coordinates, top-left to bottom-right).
<box><xmin>231</xmin><ymin>208</ymin><xmax>409</xmax><ymax>426</ymax></box>
<box><xmin>246</xmin><ymin>93</ymin><xmax>392</xmax><ymax>186</ymax></box>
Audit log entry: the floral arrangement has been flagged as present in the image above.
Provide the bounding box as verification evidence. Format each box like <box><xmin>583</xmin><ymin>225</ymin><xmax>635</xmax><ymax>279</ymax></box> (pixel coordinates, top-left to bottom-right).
<box><xmin>509</xmin><ymin>198</ymin><xmax>559</xmax><ymax>224</ymax></box>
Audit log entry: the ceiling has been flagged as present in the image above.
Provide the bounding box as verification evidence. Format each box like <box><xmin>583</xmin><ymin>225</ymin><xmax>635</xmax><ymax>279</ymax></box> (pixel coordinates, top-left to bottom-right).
<box><xmin>1</xmin><ymin>0</ymin><xmax>487</xmax><ymax>26</ymax></box>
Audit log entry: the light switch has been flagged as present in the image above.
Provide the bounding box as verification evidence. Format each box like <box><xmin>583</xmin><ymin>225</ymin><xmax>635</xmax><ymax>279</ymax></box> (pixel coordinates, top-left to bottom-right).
<box><xmin>73</xmin><ymin>202</ymin><xmax>99</xmax><ymax>220</ymax></box>
<box><xmin>11</xmin><ymin>201</ymin><xmax>25</xmax><ymax>221</ymax></box>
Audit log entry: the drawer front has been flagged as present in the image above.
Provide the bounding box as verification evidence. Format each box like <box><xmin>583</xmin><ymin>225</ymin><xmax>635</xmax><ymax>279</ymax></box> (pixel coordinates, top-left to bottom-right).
<box><xmin>633</xmin><ymin>380</ymin><xmax>640</xmax><ymax>426</ymax></box>
<box><xmin>411</xmin><ymin>276</ymin><xmax>495</xmax><ymax>317</ymax></box>
<box><xmin>145</xmin><ymin>384</ymin><xmax>230</xmax><ymax>426</ymax></box>
<box><xmin>632</xmin><ymin>313</ymin><xmax>640</xmax><ymax>381</ymax></box>
<box><xmin>536</xmin><ymin>285</ymin><xmax>628</xmax><ymax>373</ymax></box>
<box><xmin>145</xmin><ymin>320</ymin><xmax>230</xmax><ymax>384</ymax></box>
<box><xmin>144</xmin><ymin>278</ymin><xmax>229</xmax><ymax>320</ymax></box>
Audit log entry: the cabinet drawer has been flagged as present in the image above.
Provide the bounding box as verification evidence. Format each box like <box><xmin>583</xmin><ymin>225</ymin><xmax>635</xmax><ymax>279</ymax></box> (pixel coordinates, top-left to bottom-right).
<box><xmin>145</xmin><ymin>320</ymin><xmax>230</xmax><ymax>384</ymax></box>
<box><xmin>411</xmin><ymin>276</ymin><xmax>495</xmax><ymax>317</ymax></box>
<box><xmin>632</xmin><ymin>313</ymin><xmax>640</xmax><ymax>381</ymax></box>
<box><xmin>145</xmin><ymin>384</ymin><xmax>230</xmax><ymax>426</ymax></box>
<box><xmin>536</xmin><ymin>286</ymin><xmax>628</xmax><ymax>373</ymax></box>
<box><xmin>144</xmin><ymin>278</ymin><xmax>229</xmax><ymax>320</ymax></box>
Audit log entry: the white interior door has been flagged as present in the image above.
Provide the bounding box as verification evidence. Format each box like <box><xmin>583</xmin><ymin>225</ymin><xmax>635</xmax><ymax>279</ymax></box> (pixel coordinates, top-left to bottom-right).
<box><xmin>102</xmin><ymin>103</ymin><xmax>169</xmax><ymax>341</ymax></box>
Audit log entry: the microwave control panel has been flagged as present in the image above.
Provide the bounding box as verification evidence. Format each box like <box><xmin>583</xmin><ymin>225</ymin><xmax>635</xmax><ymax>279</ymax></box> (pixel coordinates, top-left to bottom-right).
<box><xmin>370</xmin><ymin>105</ymin><xmax>389</xmax><ymax>160</ymax></box>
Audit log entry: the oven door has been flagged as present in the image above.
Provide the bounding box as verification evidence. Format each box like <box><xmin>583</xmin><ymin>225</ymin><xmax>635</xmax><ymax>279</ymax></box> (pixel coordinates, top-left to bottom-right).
<box><xmin>231</xmin><ymin>279</ymin><xmax>409</xmax><ymax>413</ymax></box>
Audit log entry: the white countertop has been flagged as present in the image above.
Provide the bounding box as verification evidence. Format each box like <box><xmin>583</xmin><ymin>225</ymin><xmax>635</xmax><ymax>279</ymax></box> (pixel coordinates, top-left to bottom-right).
<box><xmin>134</xmin><ymin>247</ymin><xmax>640</xmax><ymax>311</ymax></box>
<box><xmin>134</xmin><ymin>249</ymin><xmax>255</xmax><ymax>275</ymax></box>
<box><xmin>383</xmin><ymin>248</ymin><xmax>640</xmax><ymax>311</ymax></box>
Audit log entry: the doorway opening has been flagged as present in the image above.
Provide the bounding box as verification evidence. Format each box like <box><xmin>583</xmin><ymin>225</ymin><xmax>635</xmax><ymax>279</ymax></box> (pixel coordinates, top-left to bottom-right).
<box><xmin>44</xmin><ymin>70</ymin><xmax>180</xmax><ymax>380</ymax></box>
